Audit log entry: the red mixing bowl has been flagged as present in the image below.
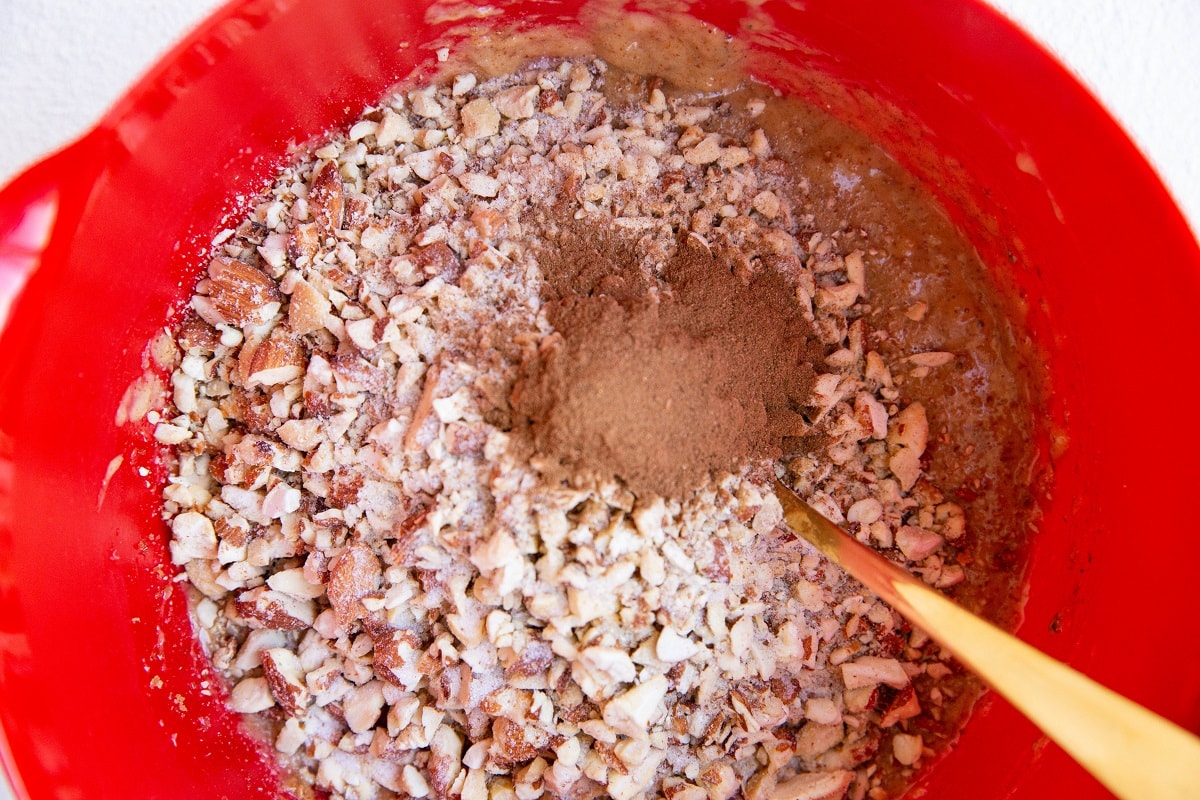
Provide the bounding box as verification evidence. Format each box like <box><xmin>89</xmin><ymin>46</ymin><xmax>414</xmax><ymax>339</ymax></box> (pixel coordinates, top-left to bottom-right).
<box><xmin>1</xmin><ymin>1</ymin><xmax>1197</xmax><ymax>798</ymax></box>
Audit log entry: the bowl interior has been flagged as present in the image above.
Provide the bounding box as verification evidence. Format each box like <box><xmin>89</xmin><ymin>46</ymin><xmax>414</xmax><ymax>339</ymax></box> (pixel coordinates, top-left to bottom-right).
<box><xmin>1</xmin><ymin>1</ymin><xmax>1198</xmax><ymax>798</ymax></box>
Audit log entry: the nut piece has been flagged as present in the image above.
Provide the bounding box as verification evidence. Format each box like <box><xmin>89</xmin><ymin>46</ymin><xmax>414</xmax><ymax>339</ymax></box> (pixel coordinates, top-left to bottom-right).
<box><xmin>327</xmin><ymin>544</ymin><xmax>382</xmax><ymax>626</ymax></box>
<box><xmin>491</xmin><ymin>716</ymin><xmax>539</xmax><ymax>764</ymax></box>
<box><xmin>492</xmin><ymin>85</ymin><xmax>539</xmax><ymax>119</ymax></box>
<box><xmin>578</xmin><ymin>645</ymin><xmax>637</xmax><ymax>691</ymax></box>
<box><xmin>892</xmin><ymin>733</ymin><xmax>924</xmax><ymax>766</ymax></box>
<box><xmin>309</xmin><ymin>160</ymin><xmax>344</xmax><ymax>237</ymax></box>
<box><xmin>459</xmin><ymin>173</ymin><xmax>501</xmax><ymax>198</ymax></box>
<box><xmin>343</xmin><ymin>680</ymin><xmax>386</xmax><ymax>733</ymax></box>
<box><xmin>235</xmin><ymin>586</ymin><xmax>316</xmax><ymax>630</ymax></box>
<box><xmin>229</xmin><ymin>676</ymin><xmax>276</xmax><ymax>713</ymax></box>
<box><xmin>887</xmin><ymin>402</ymin><xmax>929</xmax><ymax>490</ymax></box>
<box><xmin>567</xmin><ymin>585</ymin><xmax>618</xmax><ymax>624</ymax></box>
<box><xmin>804</xmin><ymin>696</ymin><xmax>842</xmax><ymax>726</ymax></box>
<box><xmin>854</xmin><ymin>392</ymin><xmax>888</xmax><ymax>440</ymax></box>
<box><xmin>267</xmin><ymin>567</ymin><xmax>325</xmax><ymax>599</ymax></box>
<box><xmin>243</xmin><ymin>328</ymin><xmax>304</xmax><ymax>387</ymax></box>
<box><xmin>169</xmin><ymin>511</ymin><xmax>217</xmax><ymax>564</ymax></box>
<box><xmin>656</xmin><ymin>628</ymin><xmax>700</xmax><ymax>663</ymax></box>
<box><xmin>197</xmin><ymin>257</ymin><xmax>282</xmax><ymax>328</ymax></box>
<box><xmin>684</xmin><ymin>134</ymin><xmax>722</xmax><ymax>165</ymax></box>
<box><xmin>895</xmin><ymin>526</ymin><xmax>944</xmax><ymax>561</ymax></box>
<box><xmin>905</xmin><ymin>351</ymin><xmax>955</xmax><ymax>368</ymax></box>
<box><xmin>277</xmin><ymin>418</ymin><xmax>323</xmax><ymax>451</ymax></box>
<box><xmin>816</xmin><ymin>282</ymin><xmax>861</xmax><ymax>312</ymax></box>
<box><xmin>288</xmin><ymin>278</ymin><xmax>331</xmax><ymax>336</ymax></box>
<box><xmin>697</xmin><ymin>763</ymin><xmax>740</xmax><ymax>800</ymax></box>
<box><xmin>461</xmin><ymin>98</ymin><xmax>501</xmax><ymax>139</ymax></box>
<box><xmin>261</xmin><ymin>647</ymin><xmax>309</xmax><ymax>715</ymax></box>
<box><xmin>770</xmin><ymin>771</ymin><xmax>853</xmax><ymax>800</ymax></box>
<box><xmin>880</xmin><ymin>684</ymin><xmax>921</xmax><ymax>727</ymax></box>
<box><xmin>888</xmin><ymin>447</ymin><xmax>922</xmax><ymax>492</ymax></box>
<box><xmin>261</xmin><ymin>482</ymin><xmax>301</xmax><ymax>519</ymax></box>
<box><xmin>794</xmin><ymin>722</ymin><xmax>843</xmax><ymax>758</ymax></box>
<box><xmin>603</xmin><ymin>674</ymin><xmax>668</xmax><ymax>737</ymax></box>
<box><xmin>841</xmin><ymin>656</ymin><xmax>910</xmax><ymax>690</ymax></box>
<box><xmin>373</xmin><ymin>630</ymin><xmax>424</xmax><ymax>690</ymax></box>
<box><xmin>376</xmin><ymin>109</ymin><xmax>415</xmax><ymax>147</ymax></box>
<box><xmin>401</xmin><ymin>765</ymin><xmax>431</xmax><ymax>798</ymax></box>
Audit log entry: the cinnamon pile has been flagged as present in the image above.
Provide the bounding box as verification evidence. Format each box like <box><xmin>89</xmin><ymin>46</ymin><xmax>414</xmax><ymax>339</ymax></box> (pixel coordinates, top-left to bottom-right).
<box><xmin>511</xmin><ymin>217</ymin><xmax>822</xmax><ymax>497</ymax></box>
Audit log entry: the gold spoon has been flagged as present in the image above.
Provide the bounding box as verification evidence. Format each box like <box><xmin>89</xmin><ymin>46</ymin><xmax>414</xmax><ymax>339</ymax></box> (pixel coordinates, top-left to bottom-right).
<box><xmin>773</xmin><ymin>478</ymin><xmax>1200</xmax><ymax>800</ymax></box>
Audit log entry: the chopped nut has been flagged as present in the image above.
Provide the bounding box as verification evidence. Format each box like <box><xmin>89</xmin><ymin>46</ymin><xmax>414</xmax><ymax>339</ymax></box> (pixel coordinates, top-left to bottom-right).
<box><xmin>895</xmin><ymin>526</ymin><xmax>944</xmax><ymax>561</ymax></box>
<box><xmin>770</xmin><ymin>771</ymin><xmax>853</xmax><ymax>800</ymax></box>
<box><xmin>904</xmin><ymin>351</ymin><xmax>955</xmax><ymax>368</ymax></box>
<box><xmin>880</xmin><ymin>685</ymin><xmax>922</xmax><ymax>727</ymax></box>
<box><xmin>491</xmin><ymin>716</ymin><xmax>539</xmax><ymax>764</ymax></box>
<box><xmin>888</xmin><ymin>402</ymin><xmax>929</xmax><ymax>452</ymax></box>
<box><xmin>752</xmin><ymin>191</ymin><xmax>781</xmax><ymax>219</ymax></box>
<box><xmin>261</xmin><ymin>648</ymin><xmax>309</xmax><ymax>714</ymax></box>
<box><xmin>154</xmin><ymin>422</ymin><xmax>191</xmax><ymax>445</ymax></box>
<box><xmin>411</xmin><ymin>91</ymin><xmax>443</xmax><ymax>118</ymax></box>
<box><xmin>794</xmin><ymin>722</ymin><xmax>844</xmax><ymax>758</ymax></box>
<box><xmin>578</xmin><ymin>645</ymin><xmax>637</xmax><ymax>690</ymax></box>
<box><xmin>461</xmin><ymin>98</ymin><xmax>501</xmax><ymax>139</ymax></box>
<box><xmin>697</xmin><ymin>762</ymin><xmax>739</xmax><ymax>800</ymax></box>
<box><xmin>262</xmin><ymin>482</ymin><xmax>300</xmax><ymax>519</ymax></box>
<box><xmin>344</xmin><ymin>680</ymin><xmax>386</xmax><ymax>733</ymax></box>
<box><xmin>816</xmin><ymin>282</ymin><xmax>861</xmax><ymax>312</ymax></box>
<box><xmin>460</xmin><ymin>173</ymin><xmax>501</xmax><ymax>197</ymax></box>
<box><xmin>275</xmin><ymin>717</ymin><xmax>306</xmax><ymax>755</ymax></box>
<box><xmin>602</xmin><ymin>675</ymin><xmax>667</xmax><ymax>738</ymax></box>
<box><xmin>656</xmin><ymin>628</ymin><xmax>701</xmax><ymax>663</ymax></box>
<box><xmin>267</xmin><ymin>567</ymin><xmax>326</xmax><ymax>599</ymax></box>
<box><xmin>892</xmin><ymin>733</ymin><xmax>923</xmax><ymax>766</ymax></box>
<box><xmin>493</xmin><ymin>86</ymin><xmax>540</xmax><ymax>119</ymax></box>
<box><xmin>567</xmin><ymin>585</ymin><xmax>617</xmax><ymax>624</ymax></box>
<box><xmin>804</xmin><ymin>696</ymin><xmax>842</xmax><ymax>726</ymax></box>
<box><xmin>327</xmin><ymin>544</ymin><xmax>382</xmax><ymax>626</ymax></box>
<box><xmin>683</xmin><ymin>134</ymin><xmax>722</xmax><ymax>165</ymax></box>
<box><xmin>288</xmin><ymin>277</ymin><xmax>331</xmax><ymax>335</ymax></box>
<box><xmin>309</xmin><ymin>161</ymin><xmax>345</xmax><ymax>237</ymax></box>
<box><xmin>841</xmin><ymin>656</ymin><xmax>910</xmax><ymax>690</ymax></box>
<box><xmin>229</xmin><ymin>676</ymin><xmax>276</xmax><ymax>713</ymax></box>
<box><xmin>278</xmin><ymin>418</ymin><xmax>323</xmax><ymax>451</ymax></box>
<box><xmin>169</xmin><ymin>511</ymin><xmax>217</xmax><ymax>563</ymax></box>
<box><xmin>235</xmin><ymin>587</ymin><xmax>316</xmax><ymax>630</ymax></box>
<box><xmin>402</xmin><ymin>764</ymin><xmax>432</xmax><ymax>798</ymax></box>
<box><xmin>197</xmin><ymin>257</ymin><xmax>282</xmax><ymax>328</ymax></box>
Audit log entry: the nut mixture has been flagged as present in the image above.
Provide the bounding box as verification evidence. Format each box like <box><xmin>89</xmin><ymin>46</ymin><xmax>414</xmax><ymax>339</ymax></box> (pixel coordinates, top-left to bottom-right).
<box><xmin>159</xmin><ymin>59</ymin><xmax>975</xmax><ymax>800</ymax></box>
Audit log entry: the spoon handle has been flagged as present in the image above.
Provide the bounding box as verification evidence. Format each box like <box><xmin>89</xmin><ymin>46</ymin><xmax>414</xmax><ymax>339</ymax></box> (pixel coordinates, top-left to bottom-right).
<box><xmin>773</xmin><ymin>479</ymin><xmax>1200</xmax><ymax>800</ymax></box>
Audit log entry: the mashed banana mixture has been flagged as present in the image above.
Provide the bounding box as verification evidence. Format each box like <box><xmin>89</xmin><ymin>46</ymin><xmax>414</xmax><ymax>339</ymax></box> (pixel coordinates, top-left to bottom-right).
<box><xmin>155</xmin><ymin>54</ymin><xmax>1043</xmax><ymax>800</ymax></box>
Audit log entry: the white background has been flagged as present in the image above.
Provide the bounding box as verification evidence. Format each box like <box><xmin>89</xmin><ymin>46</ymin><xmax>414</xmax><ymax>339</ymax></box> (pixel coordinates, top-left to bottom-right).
<box><xmin>0</xmin><ymin>0</ymin><xmax>1197</xmax><ymax>797</ymax></box>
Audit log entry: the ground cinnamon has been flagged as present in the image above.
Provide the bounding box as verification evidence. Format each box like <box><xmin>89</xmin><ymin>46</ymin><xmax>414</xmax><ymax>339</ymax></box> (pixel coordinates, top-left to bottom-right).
<box><xmin>511</xmin><ymin>216</ymin><xmax>822</xmax><ymax>498</ymax></box>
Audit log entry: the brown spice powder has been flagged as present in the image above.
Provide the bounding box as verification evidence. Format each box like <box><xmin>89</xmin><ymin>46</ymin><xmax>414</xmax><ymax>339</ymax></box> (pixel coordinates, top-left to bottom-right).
<box><xmin>511</xmin><ymin>217</ymin><xmax>821</xmax><ymax>497</ymax></box>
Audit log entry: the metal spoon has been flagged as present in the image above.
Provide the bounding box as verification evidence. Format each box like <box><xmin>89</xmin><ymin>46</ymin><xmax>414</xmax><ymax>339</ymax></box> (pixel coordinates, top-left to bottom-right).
<box><xmin>773</xmin><ymin>478</ymin><xmax>1200</xmax><ymax>800</ymax></box>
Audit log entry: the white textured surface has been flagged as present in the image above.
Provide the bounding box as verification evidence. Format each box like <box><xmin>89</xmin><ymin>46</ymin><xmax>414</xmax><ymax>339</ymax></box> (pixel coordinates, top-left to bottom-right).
<box><xmin>0</xmin><ymin>0</ymin><xmax>220</xmax><ymax>172</ymax></box>
<box><xmin>0</xmin><ymin>1</ymin><xmax>1196</xmax><ymax>797</ymax></box>
<box><xmin>989</xmin><ymin>0</ymin><xmax>1200</xmax><ymax>236</ymax></box>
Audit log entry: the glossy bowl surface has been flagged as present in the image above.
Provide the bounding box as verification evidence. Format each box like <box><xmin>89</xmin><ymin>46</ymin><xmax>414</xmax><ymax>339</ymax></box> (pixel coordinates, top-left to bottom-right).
<box><xmin>0</xmin><ymin>1</ymin><xmax>1197</xmax><ymax>798</ymax></box>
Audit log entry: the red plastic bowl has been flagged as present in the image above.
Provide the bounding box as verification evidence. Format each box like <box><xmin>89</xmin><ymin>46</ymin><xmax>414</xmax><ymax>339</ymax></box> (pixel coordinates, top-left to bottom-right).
<box><xmin>0</xmin><ymin>1</ymin><xmax>1197</xmax><ymax>798</ymax></box>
